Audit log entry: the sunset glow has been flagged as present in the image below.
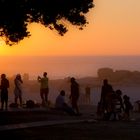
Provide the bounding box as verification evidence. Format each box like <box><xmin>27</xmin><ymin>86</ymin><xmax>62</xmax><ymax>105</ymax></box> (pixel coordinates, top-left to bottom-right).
<box><xmin>0</xmin><ymin>0</ymin><xmax>139</xmax><ymax>56</ymax></box>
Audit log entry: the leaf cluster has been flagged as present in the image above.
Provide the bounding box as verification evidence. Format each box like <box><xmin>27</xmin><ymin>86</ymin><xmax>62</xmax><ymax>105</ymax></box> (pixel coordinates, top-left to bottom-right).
<box><xmin>0</xmin><ymin>0</ymin><xmax>94</xmax><ymax>45</ymax></box>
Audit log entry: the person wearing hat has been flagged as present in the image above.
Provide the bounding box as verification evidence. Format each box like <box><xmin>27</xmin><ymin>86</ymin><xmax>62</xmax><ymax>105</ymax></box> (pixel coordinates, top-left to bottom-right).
<box><xmin>14</xmin><ymin>74</ymin><xmax>23</xmax><ymax>106</ymax></box>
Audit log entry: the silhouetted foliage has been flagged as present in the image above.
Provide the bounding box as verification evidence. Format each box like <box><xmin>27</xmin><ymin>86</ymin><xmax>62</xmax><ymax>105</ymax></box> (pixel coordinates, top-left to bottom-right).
<box><xmin>0</xmin><ymin>0</ymin><xmax>94</xmax><ymax>45</ymax></box>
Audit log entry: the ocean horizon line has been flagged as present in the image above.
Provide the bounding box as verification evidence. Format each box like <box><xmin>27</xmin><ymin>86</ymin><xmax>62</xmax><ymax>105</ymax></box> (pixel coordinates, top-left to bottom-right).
<box><xmin>0</xmin><ymin>55</ymin><xmax>140</xmax><ymax>57</ymax></box>
<box><xmin>1</xmin><ymin>55</ymin><xmax>140</xmax><ymax>80</ymax></box>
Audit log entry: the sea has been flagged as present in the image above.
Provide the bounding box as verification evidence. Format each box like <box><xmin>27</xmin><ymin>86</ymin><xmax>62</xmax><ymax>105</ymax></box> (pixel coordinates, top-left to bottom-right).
<box><xmin>0</xmin><ymin>55</ymin><xmax>140</xmax><ymax>80</ymax></box>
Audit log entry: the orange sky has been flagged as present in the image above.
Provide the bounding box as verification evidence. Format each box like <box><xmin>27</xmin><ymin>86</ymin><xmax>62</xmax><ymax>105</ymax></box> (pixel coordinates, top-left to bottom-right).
<box><xmin>0</xmin><ymin>0</ymin><xmax>140</xmax><ymax>56</ymax></box>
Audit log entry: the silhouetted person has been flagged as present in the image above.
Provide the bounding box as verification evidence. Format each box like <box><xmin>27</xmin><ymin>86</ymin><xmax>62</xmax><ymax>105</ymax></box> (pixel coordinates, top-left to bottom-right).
<box><xmin>0</xmin><ymin>74</ymin><xmax>9</xmax><ymax>110</ymax></box>
<box><xmin>38</xmin><ymin>72</ymin><xmax>49</xmax><ymax>106</ymax></box>
<box><xmin>69</xmin><ymin>77</ymin><xmax>81</xmax><ymax>115</ymax></box>
<box><xmin>123</xmin><ymin>95</ymin><xmax>133</xmax><ymax>120</ymax></box>
<box><xmin>85</xmin><ymin>86</ymin><xmax>91</xmax><ymax>104</ymax></box>
<box><xmin>115</xmin><ymin>89</ymin><xmax>124</xmax><ymax>120</ymax></box>
<box><xmin>14</xmin><ymin>74</ymin><xmax>23</xmax><ymax>107</ymax></box>
<box><xmin>100</xmin><ymin>79</ymin><xmax>114</xmax><ymax>120</ymax></box>
<box><xmin>108</xmin><ymin>90</ymin><xmax>124</xmax><ymax>121</ymax></box>
<box><xmin>55</xmin><ymin>90</ymin><xmax>76</xmax><ymax>115</ymax></box>
<box><xmin>106</xmin><ymin>89</ymin><xmax>124</xmax><ymax>121</ymax></box>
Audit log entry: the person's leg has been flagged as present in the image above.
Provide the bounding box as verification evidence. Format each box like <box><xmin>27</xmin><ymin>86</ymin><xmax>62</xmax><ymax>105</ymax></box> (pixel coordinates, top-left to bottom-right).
<box><xmin>75</xmin><ymin>103</ymin><xmax>80</xmax><ymax>114</ymax></box>
<box><xmin>44</xmin><ymin>88</ymin><xmax>49</xmax><ymax>103</ymax></box>
<box><xmin>123</xmin><ymin>110</ymin><xmax>129</xmax><ymax>120</ymax></box>
<box><xmin>15</xmin><ymin>96</ymin><xmax>18</xmax><ymax>104</ymax></box>
<box><xmin>19</xmin><ymin>95</ymin><xmax>22</xmax><ymax>106</ymax></box>
<box><xmin>72</xmin><ymin>100</ymin><xmax>76</xmax><ymax>112</ymax></box>
<box><xmin>40</xmin><ymin>89</ymin><xmax>45</xmax><ymax>103</ymax></box>
<box><xmin>89</xmin><ymin>94</ymin><xmax>91</xmax><ymax>104</ymax></box>
<box><xmin>64</xmin><ymin>107</ymin><xmax>76</xmax><ymax>115</ymax></box>
<box><xmin>1</xmin><ymin>92</ymin><xmax>5</xmax><ymax>110</ymax></box>
<box><xmin>111</xmin><ymin>111</ymin><xmax>116</xmax><ymax>121</ymax></box>
<box><xmin>126</xmin><ymin>110</ymin><xmax>130</xmax><ymax>120</ymax></box>
<box><xmin>72</xmin><ymin>99</ymin><xmax>80</xmax><ymax>114</ymax></box>
<box><xmin>63</xmin><ymin>104</ymin><xmax>76</xmax><ymax>115</ymax></box>
<box><xmin>5</xmin><ymin>92</ymin><xmax>8</xmax><ymax>110</ymax></box>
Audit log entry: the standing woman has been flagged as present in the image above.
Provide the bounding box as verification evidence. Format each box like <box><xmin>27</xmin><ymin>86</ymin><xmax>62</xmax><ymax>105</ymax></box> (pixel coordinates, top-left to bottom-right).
<box><xmin>0</xmin><ymin>74</ymin><xmax>9</xmax><ymax>110</ymax></box>
<box><xmin>70</xmin><ymin>77</ymin><xmax>81</xmax><ymax>115</ymax></box>
<box><xmin>14</xmin><ymin>74</ymin><xmax>23</xmax><ymax>106</ymax></box>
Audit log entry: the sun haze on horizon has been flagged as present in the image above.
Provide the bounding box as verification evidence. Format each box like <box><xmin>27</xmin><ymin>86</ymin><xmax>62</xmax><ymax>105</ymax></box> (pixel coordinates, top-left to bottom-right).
<box><xmin>0</xmin><ymin>0</ymin><xmax>140</xmax><ymax>56</ymax></box>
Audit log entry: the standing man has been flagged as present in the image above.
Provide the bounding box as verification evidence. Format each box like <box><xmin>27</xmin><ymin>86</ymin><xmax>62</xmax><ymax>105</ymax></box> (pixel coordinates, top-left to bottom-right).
<box><xmin>69</xmin><ymin>77</ymin><xmax>81</xmax><ymax>115</ymax></box>
<box><xmin>0</xmin><ymin>74</ymin><xmax>9</xmax><ymax>110</ymax></box>
<box><xmin>100</xmin><ymin>79</ymin><xmax>114</xmax><ymax>119</ymax></box>
<box><xmin>38</xmin><ymin>72</ymin><xmax>49</xmax><ymax>106</ymax></box>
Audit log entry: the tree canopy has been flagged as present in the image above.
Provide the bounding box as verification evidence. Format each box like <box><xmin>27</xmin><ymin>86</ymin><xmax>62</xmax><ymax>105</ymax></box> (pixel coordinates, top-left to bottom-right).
<box><xmin>0</xmin><ymin>0</ymin><xmax>94</xmax><ymax>45</ymax></box>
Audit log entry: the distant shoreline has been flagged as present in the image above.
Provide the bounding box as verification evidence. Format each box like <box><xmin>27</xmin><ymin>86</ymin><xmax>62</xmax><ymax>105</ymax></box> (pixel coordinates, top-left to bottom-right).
<box><xmin>1</xmin><ymin>55</ymin><xmax>140</xmax><ymax>81</ymax></box>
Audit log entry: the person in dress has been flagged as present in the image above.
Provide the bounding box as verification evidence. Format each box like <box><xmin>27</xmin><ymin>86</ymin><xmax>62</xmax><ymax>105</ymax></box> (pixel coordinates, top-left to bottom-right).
<box><xmin>14</xmin><ymin>74</ymin><xmax>23</xmax><ymax>106</ymax></box>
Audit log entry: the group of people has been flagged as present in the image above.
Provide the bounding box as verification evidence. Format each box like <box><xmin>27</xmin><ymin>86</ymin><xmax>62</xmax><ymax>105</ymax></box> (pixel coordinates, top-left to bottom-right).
<box><xmin>38</xmin><ymin>73</ymin><xmax>81</xmax><ymax>115</ymax></box>
<box><xmin>97</xmin><ymin>79</ymin><xmax>133</xmax><ymax>121</ymax></box>
<box><xmin>0</xmin><ymin>73</ymin><xmax>23</xmax><ymax>110</ymax></box>
<box><xmin>0</xmin><ymin>72</ymin><xmax>133</xmax><ymax>120</ymax></box>
<box><xmin>0</xmin><ymin>72</ymin><xmax>81</xmax><ymax>116</ymax></box>
<box><xmin>55</xmin><ymin>77</ymin><xmax>81</xmax><ymax>116</ymax></box>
